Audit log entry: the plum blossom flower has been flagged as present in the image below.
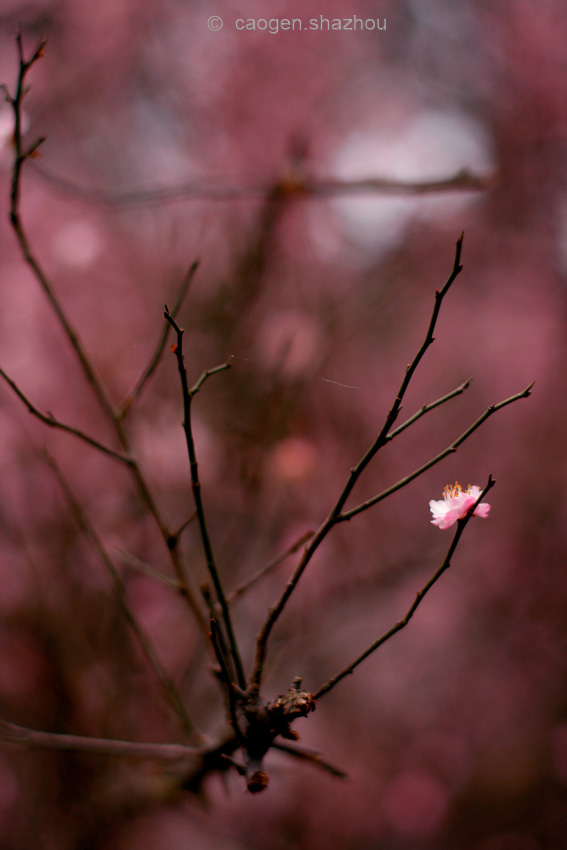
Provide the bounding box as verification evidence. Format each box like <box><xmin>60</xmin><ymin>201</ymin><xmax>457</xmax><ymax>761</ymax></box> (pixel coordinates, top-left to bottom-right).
<box><xmin>429</xmin><ymin>482</ymin><xmax>490</xmax><ymax>530</ymax></box>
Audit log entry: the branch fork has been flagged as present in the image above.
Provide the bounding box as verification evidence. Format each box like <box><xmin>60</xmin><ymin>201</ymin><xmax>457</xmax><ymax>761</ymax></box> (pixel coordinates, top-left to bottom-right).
<box><xmin>227</xmin><ymin>677</ymin><xmax>316</xmax><ymax>792</ymax></box>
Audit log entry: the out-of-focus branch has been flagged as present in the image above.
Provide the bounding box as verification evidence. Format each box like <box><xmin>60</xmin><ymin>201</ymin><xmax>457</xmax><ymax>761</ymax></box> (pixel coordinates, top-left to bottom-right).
<box><xmin>44</xmin><ymin>453</ymin><xmax>201</xmax><ymax>740</ymax></box>
<box><xmin>115</xmin><ymin>548</ymin><xmax>182</xmax><ymax>590</ymax></box>
<box><xmin>226</xmin><ymin>530</ymin><xmax>315</xmax><ymax>604</ymax></box>
<box><xmin>31</xmin><ymin>163</ymin><xmax>491</xmax><ymax>208</ymax></box>
<box><xmin>164</xmin><ymin>308</ymin><xmax>245</xmax><ymax>689</ymax></box>
<box><xmin>313</xmin><ymin>476</ymin><xmax>495</xmax><ymax>699</ymax></box>
<box><xmin>0</xmin><ymin>368</ymin><xmax>132</xmax><ymax>466</ymax></box>
<box><xmin>300</xmin><ymin>171</ymin><xmax>491</xmax><ymax>197</ymax></box>
<box><xmin>249</xmin><ymin>235</ymin><xmax>465</xmax><ymax>696</ymax></box>
<box><xmin>0</xmin><ymin>718</ymin><xmax>199</xmax><ymax>761</ymax></box>
<box><xmin>171</xmin><ymin>511</ymin><xmax>197</xmax><ymax>541</ymax></box>
<box><xmin>118</xmin><ymin>261</ymin><xmax>199</xmax><ymax>420</ymax></box>
<box><xmin>0</xmin><ymin>716</ymin><xmax>249</xmax><ymax>794</ymax></box>
<box><xmin>0</xmin><ymin>717</ymin><xmax>247</xmax><ymax>796</ymax></box>
<box><xmin>4</xmin><ymin>37</ymin><xmax>207</xmax><ymax>637</ymax></box>
<box><xmin>339</xmin><ymin>383</ymin><xmax>533</xmax><ymax>522</ymax></box>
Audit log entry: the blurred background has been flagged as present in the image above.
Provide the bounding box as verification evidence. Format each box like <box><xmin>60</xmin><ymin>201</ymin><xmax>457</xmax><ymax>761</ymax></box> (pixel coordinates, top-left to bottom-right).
<box><xmin>0</xmin><ymin>0</ymin><xmax>566</xmax><ymax>848</ymax></box>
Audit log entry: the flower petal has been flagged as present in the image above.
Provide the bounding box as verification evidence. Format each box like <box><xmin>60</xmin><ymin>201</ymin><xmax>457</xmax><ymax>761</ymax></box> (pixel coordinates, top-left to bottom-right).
<box><xmin>430</xmin><ymin>483</ymin><xmax>490</xmax><ymax>529</ymax></box>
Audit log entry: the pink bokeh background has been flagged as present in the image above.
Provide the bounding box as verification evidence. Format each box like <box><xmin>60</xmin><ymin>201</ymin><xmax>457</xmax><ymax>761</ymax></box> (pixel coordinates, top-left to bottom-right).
<box><xmin>0</xmin><ymin>1</ymin><xmax>566</xmax><ymax>848</ymax></box>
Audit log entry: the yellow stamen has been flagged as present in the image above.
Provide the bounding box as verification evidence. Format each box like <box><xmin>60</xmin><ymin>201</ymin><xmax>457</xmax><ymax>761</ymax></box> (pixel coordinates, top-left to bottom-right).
<box><xmin>443</xmin><ymin>481</ymin><xmax>475</xmax><ymax>500</ymax></box>
<box><xmin>443</xmin><ymin>481</ymin><xmax>462</xmax><ymax>499</ymax></box>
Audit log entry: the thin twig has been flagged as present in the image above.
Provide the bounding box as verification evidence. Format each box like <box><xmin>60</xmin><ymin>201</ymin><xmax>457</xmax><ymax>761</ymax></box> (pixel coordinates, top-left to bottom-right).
<box><xmin>189</xmin><ymin>358</ymin><xmax>234</xmax><ymax>396</ymax></box>
<box><xmin>0</xmin><ymin>368</ymin><xmax>132</xmax><ymax>466</ymax></box>
<box><xmin>114</xmin><ymin>548</ymin><xmax>182</xmax><ymax>590</ymax></box>
<box><xmin>201</xmin><ymin>584</ymin><xmax>236</xmax><ymax>686</ymax></box>
<box><xmin>171</xmin><ymin>511</ymin><xmax>197</xmax><ymax>541</ymax></box>
<box><xmin>227</xmin><ymin>530</ymin><xmax>315</xmax><ymax>604</ymax></box>
<box><xmin>385</xmin><ymin>378</ymin><xmax>472</xmax><ymax>442</ymax></box>
<box><xmin>313</xmin><ymin>476</ymin><xmax>495</xmax><ymax>699</ymax></box>
<box><xmin>118</xmin><ymin>261</ymin><xmax>199</xmax><ymax>419</ymax></box>
<box><xmin>165</xmin><ymin>308</ymin><xmax>245</xmax><ymax>688</ymax></box>
<box><xmin>248</xmin><ymin>235</ymin><xmax>465</xmax><ymax>696</ymax></box>
<box><xmin>272</xmin><ymin>741</ymin><xmax>347</xmax><ymax>778</ymax></box>
<box><xmin>339</xmin><ymin>383</ymin><xmax>533</xmax><ymax>522</ymax></box>
<box><xmin>44</xmin><ymin>452</ymin><xmax>201</xmax><ymax>740</ymax></box>
<box><xmin>209</xmin><ymin>618</ymin><xmax>245</xmax><ymax>744</ymax></box>
<box><xmin>209</xmin><ymin>617</ymin><xmax>236</xmax><ymax>693</ymax></box>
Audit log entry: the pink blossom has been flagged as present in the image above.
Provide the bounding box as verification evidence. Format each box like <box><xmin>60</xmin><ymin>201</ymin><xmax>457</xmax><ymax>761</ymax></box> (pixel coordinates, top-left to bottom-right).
<box><xmin>429</xmin><ymin>482</ymin><xmax>490</xmax><ymax>530</ymax></box>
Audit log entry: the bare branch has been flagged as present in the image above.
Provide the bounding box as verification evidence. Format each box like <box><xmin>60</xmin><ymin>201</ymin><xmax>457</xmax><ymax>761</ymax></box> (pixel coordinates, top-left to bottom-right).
<box><xmin>165</xmin><ymin>308</ymin><xmax>245</xmax><ymax>689</ymax></box>
<box><xmin>313</xmin><ymin>476</ymin><xmax>496</xmax><ymax>700</ymax></box>
<box><xmin>0</xmin><ymin>368</ymin><xmax>132</xmax><ymax>466</ymax></box>
<box><xmin>118</xmin><ymin>261</ymin><xmax>200</xmax><ymax>419</ymax></box>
